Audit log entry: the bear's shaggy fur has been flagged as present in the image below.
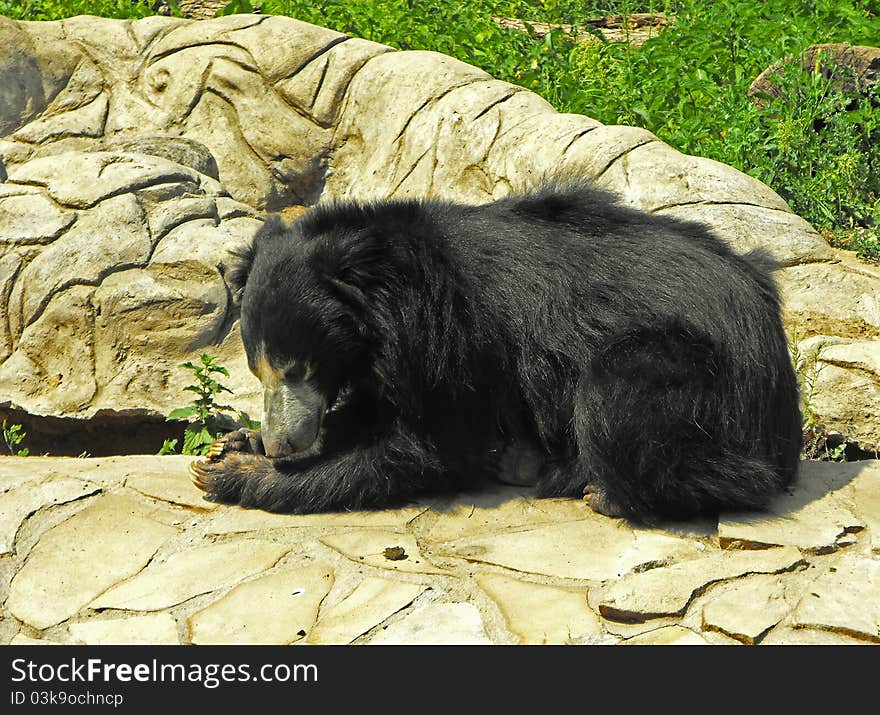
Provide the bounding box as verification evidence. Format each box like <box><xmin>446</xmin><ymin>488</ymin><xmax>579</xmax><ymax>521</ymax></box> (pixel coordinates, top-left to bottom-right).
<box><xmin>191</xmin><ymin>182</ymin><xmax>802</xmax><ymax>519</ymax></box>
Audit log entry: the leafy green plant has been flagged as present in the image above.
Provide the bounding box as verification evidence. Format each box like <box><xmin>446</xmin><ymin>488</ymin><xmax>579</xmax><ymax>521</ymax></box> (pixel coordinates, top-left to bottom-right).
<box><xmin>0</xmin><ymin>0</ymin><xmax>158</xmax><ymax>20</ymax></box>
<box><xmin>789</xmin><ymin>332</ymin><xmax>847</xmax><ymax>462</ymax></box>
<box><xmin>157</xmin><ymin>438</ymin><xmax>179</xmax><ymax>455</ymax></box>
<box><xmin>164</xmin><ymin>353</ymin><xmax>248</xmax><ymax>456</ymax></box>
<box><xmin>216</xmin><ymin>0</ymin><xmax>255</xmax><ymax>15</ymax></box>
<box><xmin>2</xmin><ymin>420</ymin><xmax>30</xmax><ymax>457</ymax></box>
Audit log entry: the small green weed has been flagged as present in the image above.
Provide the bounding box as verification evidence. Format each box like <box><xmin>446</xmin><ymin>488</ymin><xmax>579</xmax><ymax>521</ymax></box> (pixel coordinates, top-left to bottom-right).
<box><xmin>162</xmin><ymin>353</ymin><xmax>258</xmax><ymax>456</ymax></box>
<box><xmin>789</xmin><ymin>332</ymin><xmax>847</xmax><ymax>462</ymax></box>
<box><xmin>2</xmin><ymin>420</ymin><xmax>29</xmax><ymax>457</ymax></box>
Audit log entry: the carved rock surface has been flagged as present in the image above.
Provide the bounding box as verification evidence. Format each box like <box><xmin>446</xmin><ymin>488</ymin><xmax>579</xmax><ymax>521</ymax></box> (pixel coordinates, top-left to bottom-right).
<box><xmin>0</xmin><ymin>13</ymin><xmax>876</xmax><ymax>444</ymax></box>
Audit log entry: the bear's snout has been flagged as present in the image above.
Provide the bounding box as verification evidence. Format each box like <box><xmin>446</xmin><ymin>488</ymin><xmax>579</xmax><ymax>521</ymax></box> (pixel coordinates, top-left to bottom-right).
<box><xmin>261</xmin><ymin>381</ymin><xmax>326</xmax><ymax>457</ymax></box>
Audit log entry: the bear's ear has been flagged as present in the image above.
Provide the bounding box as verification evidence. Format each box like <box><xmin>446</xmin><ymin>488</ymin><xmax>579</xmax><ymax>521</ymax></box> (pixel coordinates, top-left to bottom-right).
<box><xmin>227</xmin><ymin>215</ymin><xmax>287</xmax><ymax>303</ymax></box>
<box><xmin>327</xmin><ymin>276</ymin><xmax>367</xmax><ymax>311</ymax></box>
<box><xmin>227</xmin><ymin>241</ymin><xmax>256</xmax><ymax>303</ymax></box>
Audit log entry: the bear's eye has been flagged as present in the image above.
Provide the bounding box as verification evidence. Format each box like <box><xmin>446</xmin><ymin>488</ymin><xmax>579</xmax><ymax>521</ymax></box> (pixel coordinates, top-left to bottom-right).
<box><xmin>284</xmin><ymin>362</ymin><xmax>313</xmax><ymax>383</ymax></box>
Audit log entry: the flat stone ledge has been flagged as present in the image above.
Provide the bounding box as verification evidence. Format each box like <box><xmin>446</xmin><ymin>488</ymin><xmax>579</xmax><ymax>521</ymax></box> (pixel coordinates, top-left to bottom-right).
<box><xmin>2</xmin><ymin>455</ymin><xmax>878</xmax><ymax>645</ymax></box>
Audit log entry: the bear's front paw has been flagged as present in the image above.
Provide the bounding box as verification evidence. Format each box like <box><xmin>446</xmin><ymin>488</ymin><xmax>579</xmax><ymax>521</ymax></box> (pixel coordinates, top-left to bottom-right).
<box><xmin>190</xmin><ymin>451</ymin><xmax>272</xmax><ymax>504</ymax></box>
<box><xmin>582</xmin><ymin>482</ymin><xmax>626</xmax><ymax>518</ymax></box>
<box><xmin>204</xmin><ymin>428</ymin><xmax>265</xmax><ymax>462</ymax></box>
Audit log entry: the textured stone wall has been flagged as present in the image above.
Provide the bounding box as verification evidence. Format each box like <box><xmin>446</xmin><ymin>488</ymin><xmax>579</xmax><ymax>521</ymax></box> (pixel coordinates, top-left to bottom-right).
<box><xmin>0</xmin><ymin>13</ymin><xmax>877</xmax><ymax>449</ymax></box>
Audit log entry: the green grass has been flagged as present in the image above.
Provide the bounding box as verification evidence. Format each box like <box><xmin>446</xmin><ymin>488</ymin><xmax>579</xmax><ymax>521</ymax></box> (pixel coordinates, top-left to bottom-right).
<box><xmin>3</xmin><ymin>0</ymin><xmax>880</xmax><ymax>257</ymax></box>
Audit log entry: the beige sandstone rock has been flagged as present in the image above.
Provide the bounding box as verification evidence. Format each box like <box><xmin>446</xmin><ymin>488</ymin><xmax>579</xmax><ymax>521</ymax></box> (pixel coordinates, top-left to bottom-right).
<box><xmin>68</xmin><ymin>613</ymin><xmax>180</xmax><ymax>645</ymax></box>
<box><xmin>700</xmin><ymin>574</ymin><xmax>795</xmax><ymax>644</ymax></box>
<box><xmin>438</xmin><ymin>516</ymin><xmax>705</xmax><ymax>580</ymax></box>
<box><xmin>320</xmin><ymin>530</ymin><xmax>447</xmax><ymax>575</ymax></box>
<box><xmin>850</xmin><ymin>463</ymin><xmax>880</xmax><ymax>552</ymax></box>
<box><xmin>0</xmin><ymin>474</ymin><xmax>100</xmax><ymax>555</ymax></box>
<box><xmin>718</xmin><ymin>460</ymin><xmax>865</xmax><ymax>552</ymax></box>
<box><xmin>621</xmin><ymin>625</ymin><xmax>710</xmax><ymax>645</ymax></box>
<box><xmin>89</xmin><ymin>538</ymin><xmax>289</xmax><ymax>611</ymax></box>
<box><xmin>790</xmin><ymin>555</ymin><xmax>880</xmax><ymax>642</ymax></box>
<box><xmin>5</xmin><ymin>493</ymin><xmax>178</xmax><ymax>629</ymax></box>
<box><xmin>306</xmin><ymin>576</ymin><xmax>427</xmax><ymax>644</ymax></box>
<box><xmin>0</xmin><ymin>454</ymin><xmax>878</xmax><ymax>645</ymax></box>
<box><xmin>588</xmin><ymin>546</ymin><xmax>806</xmax><ymax>622</ymax></box>
<box><xmin>367</xmin><ymin>602</ymin><xmax>493</xmax><ymax>645</ymax></box>
<box><xmin>188</xmin><ymin>562</ymin><xmax>334</xmax><ymax>645</ymax></box>
<box><xmin>205</xmin><ymin>503</ymin><xmax>422</xmax><ymax>534</ymax></box>
<box><xmin>475</xmin><ymin>573</ymin><xmax>602</xmax><ymax>644</ymax></box>
<box><xmin>125</xmin><ymin>468</ymin><xmax>218</xmax><ymax>511</ymax></box>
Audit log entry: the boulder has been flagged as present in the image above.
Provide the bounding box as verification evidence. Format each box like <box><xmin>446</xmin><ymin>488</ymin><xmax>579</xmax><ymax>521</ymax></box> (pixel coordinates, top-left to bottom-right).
<box><xmin>0</xmin><ymin>13</ymin><xmax>877</xmax><ymax>451</ymax></box>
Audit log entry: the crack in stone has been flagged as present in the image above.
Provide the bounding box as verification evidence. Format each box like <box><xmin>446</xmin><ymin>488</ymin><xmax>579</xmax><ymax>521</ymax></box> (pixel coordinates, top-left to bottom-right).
<box><xmin>592</xmin><ymin>138</ymin><xmax>659</xmax><ymax>182</ymax></box>
<box><xmin>149</xmin><ymin>205</ymin><xmax>220</xmax><ymax>245</ymax></box>
<box><xmin>20</xmin><ymin>253</ymin><xmax>150</xmax><ymax>334</ymax></box>
<box><xmin>472</xmin><ymin>88</ymin><xmax>524</xmax><ymax>121</ymax></box>
<box><xmin>598</xmin><ymin>558</ymin><xmax>809</xmax><ymax>624</ymax></box>
<box><xmin>392</xmin><ymin>79</ymin><xmax>481</xmax><ymax>144</ymax></box>
<box><xmin>200</xmin><ymin>85</ymin><xmax>284</xmax><ymax>173</ymax></box>
<box><xmin>561</xmin><ymin>126</ymin><xmax>598</xmax><ymax>157</ymax></box>
<box><xmin>389</xmin><ymin>147</ymin><xmax>433</xmax><ymax>197</ymax></box>
<box><xmin>814</xmin><ymin>357</ymin><xmax>880</xmax><ymax>385</ymax></box>
<box><xmin>175</xmin><ymin>53</ymin><xmax>262</xmax><ymax>125</ymax></box>
<box><xmin>146</xmin><ymin>36</ymin><xmax>263</xmax><ymax>68</ymax></box>
<box><xmin>491</xmin><ymin>113</ymin><xmax>544</xmax><ymax>145</ymax></box>
<box><xmin>325</xmin><ymin>50</ymin><xmax>398</xmax><ymax>142</ymax></box>
<box><xmin>650</xmin><ymin>199</ymin><xmax>800</xmax><ymax>215</ymax></box>
<box><xmin>282</xmin><ymin>35</ymin><xmax>350</xmax><ymax>82</ymax></box>
<box><xmin>702</xmin><ymin>618</ymin><xmax>779</xmax><ymax>645</ymax></box>
<box><xmin>308</xmin><ymin>54</ymin><xmax>332</xmax><ymax>113</ymax></box>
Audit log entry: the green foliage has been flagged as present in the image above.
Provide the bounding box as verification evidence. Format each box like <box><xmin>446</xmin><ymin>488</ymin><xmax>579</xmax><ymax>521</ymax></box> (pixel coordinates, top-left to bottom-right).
<box><xmin>216</xmin><ymin>0</ymin><xmax>254</xmax><ymax>15</ymax></box>
<box><xmin>157</xmin><ymin>438</ymin><xmax>179</xmax><ymax>455</ymax></box>
<box><xmin>789</xmin><ymin>333</ymin><xmax>847</xmax><ymax>461</ymax></box>
<box><xmin>2</xmin><ymin>420</ymin><xmax>29</xmax><ymax>457</ymax></box>
<box><xmin>164</xmin><ymin>353</ymin><xmax>240</xmax><ymax>456</ymax></box>
<box><xmin>0</xmin><ymin>0</ymin><xmax>157</xmax><ymax>20</ymax></box>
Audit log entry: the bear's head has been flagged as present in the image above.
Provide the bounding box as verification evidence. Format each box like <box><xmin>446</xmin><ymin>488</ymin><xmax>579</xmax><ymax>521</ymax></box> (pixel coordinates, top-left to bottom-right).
<box><xmin>228</xmin><ymin>212</ymin><xmax>375</xmax><ymax>459</ymax></box>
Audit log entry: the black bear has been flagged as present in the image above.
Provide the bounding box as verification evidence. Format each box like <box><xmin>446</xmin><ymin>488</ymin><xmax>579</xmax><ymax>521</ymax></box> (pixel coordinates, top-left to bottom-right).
<box><xmin>190</xmin><ymin>182</ymin><xmax>802</xmax><ymax>520</ymax></box>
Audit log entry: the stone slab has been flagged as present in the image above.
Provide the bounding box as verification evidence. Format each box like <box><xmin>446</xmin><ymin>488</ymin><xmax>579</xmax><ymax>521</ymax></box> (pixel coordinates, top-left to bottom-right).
<box><xmin>307</xmin><ymin>577</ymin><xmax>427</xmax><ymax>645</ymax></box>
<box><xmin>5</xmin><ymin>494</ymin><xmax>178</xmax><ymax>629</ymax></box>
<box><xmin>0</xmin><ymin>475</ymin><xmax>100</xmax><ymax>555</ymax></box>
<box><xmin>125</xmin><ymin>469</ymin><xmax>218</xmax><ymax>511</ymax></box>
<box><xmin>621</xmin><ymin>625</ymin><xmax>711</xmax><ymax>645</ymax></box>
<box><xmin>188</xmin><ymin>562</ymin><xmax>334</xmax><ymax>645</ymax></box>
<box><xmin>438</xmin><ymin>517</ymin><xmax>706</xmax><ymax>581</ymax></box>
<box><xmin>205</xmin><ymin>504</ymin><xmax>422</xmax><ymax>534</ymax></box>
<box><xmin>68</xmin><ymin>613</ymin><xmax>179</xmax><ymax>645</ymax></box>
<box><xmin>589</xmin><ymin>546</ymin><xmax>805</xmax><ymax>623</ymax></box>
<box><xmin>320</xmin><ymin>530</ymin><xmax>447</xmax><ymax>575</ymax></box>
<box><xmin>367</xmin><ymin>603</ymin><xmax>493</xmax><ymax>645</ymax></box>
<box><xmin>700</xmin><ymin>574</ymin><xmax>794</xmax><ymax>644</ymax></box>
<box><xmin>790</xmin><ymin>555</ymin><xmax>880</xmax><ymax>642</ymax></box>
<box><xmin>475</xmin><ymin>573</ymin><xmax>601</xmax><ymax>644</ymax></box>
<box><xmin>719</xmin><ymin>460</ymin><xmax>865</xmax><ymax>552</ymax></box>
<box><xmin>90</xmin><ymin>538</ymin><xmax>289</xmax><ymax>611</ymax></box>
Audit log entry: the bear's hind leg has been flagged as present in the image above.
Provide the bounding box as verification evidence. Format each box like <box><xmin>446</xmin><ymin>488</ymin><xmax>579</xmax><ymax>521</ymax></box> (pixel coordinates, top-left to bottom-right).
<box><xmin>555</xmin><ymin>323</ymin><xmax>796</xmax><ymax>520</ymax></box>
<box><xmin>535</xmin><ymin>454</ymin><xmax>629</xmax><ymax>518</ymax></box>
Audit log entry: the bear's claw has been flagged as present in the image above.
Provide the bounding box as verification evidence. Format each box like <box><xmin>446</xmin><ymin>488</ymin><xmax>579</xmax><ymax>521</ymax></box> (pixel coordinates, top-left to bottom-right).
<box><xmin>189</xmin><ymin>458</ymin><xmax>215</xmax><ymax>492</ymax></box>
<box><xmin>206</xmin><ymin>439</ymin><xmax>226</xmax><ymax>460</ymax></box>
<box><xmin>582</xmin><ymin>482</ymin><xmax>625</xmax><ymax>518</ymax></box>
